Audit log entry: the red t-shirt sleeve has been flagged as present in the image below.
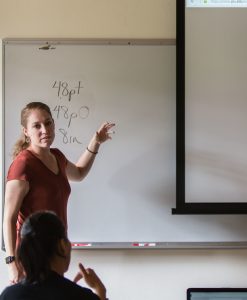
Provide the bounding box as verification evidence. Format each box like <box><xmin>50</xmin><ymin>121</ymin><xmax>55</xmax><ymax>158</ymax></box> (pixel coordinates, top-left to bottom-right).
<box><xmin>7</xmin><ymin>155</ymin><xmax>30</xmax><ymax>182</ymax></box>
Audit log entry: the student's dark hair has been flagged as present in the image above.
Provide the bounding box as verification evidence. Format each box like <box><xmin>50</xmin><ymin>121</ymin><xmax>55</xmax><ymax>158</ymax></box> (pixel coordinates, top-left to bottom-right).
<box><xmin>12</xmin><ymin>101</ymin><xmax>53</xmax><ymax>159</ymax></box>
<box><xmin>17</xmin><ymin>211</ymin><xmax>67</xmax><ymax>283</ymax></box>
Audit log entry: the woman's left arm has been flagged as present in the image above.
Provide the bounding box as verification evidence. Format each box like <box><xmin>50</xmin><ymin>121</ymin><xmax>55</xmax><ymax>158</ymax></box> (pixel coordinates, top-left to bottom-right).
<box><xmin>66</xmin><ymin>122</ymin><xmax>115</xmax><ymax>181</ymax></box>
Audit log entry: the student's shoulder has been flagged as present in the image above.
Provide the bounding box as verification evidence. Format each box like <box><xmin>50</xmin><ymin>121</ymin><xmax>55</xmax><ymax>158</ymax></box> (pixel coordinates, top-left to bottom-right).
<box><xmin>51</xmin><ymin>273</ymin><xmax>100</xmax><ymax>300</ymax></box>
<box><xmin>0</xmin><ymin>283</ymin><xmax>26</xmax><ymax>299</ymax></box>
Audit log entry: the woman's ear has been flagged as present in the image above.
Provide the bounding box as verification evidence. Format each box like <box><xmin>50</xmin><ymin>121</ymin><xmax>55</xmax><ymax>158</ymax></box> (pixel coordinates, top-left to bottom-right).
<box><xmin>57</xmin><ymin>238</ymin><xmax>70</xmax><ymax>258</ymax></box>
<box><xmin>22</xmin><ymin>126</ymin><xmax>28</xmax><ymax>137</ymax></box>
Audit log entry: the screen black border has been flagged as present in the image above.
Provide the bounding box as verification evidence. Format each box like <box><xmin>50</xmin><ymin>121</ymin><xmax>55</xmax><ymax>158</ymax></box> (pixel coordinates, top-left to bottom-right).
<box><xmin>173</xmin><ymin>0</ymin><xmax>247</xmax><ymax>214</ymax></box>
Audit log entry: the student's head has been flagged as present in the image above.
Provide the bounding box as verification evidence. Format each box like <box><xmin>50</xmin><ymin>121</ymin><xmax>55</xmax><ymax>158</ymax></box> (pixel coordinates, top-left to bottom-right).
<box><xmin>13</xmin><ymin>102</ymin><xmax>55</xmax><ymax>158</ymax></box>
<box><xmin>17</xmin><ymin>211</ymin><xmax>71</xmax><ymax>283</ymax></box>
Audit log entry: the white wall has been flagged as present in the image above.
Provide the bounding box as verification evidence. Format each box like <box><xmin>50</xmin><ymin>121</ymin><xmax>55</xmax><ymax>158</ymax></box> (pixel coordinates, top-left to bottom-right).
<box><xmin>1</xmin><ymin>1</ymin><xmax>247</xmax><ymax>299</ymax></box>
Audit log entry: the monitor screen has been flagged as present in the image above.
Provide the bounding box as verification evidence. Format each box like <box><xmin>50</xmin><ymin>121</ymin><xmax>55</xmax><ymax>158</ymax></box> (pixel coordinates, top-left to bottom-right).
<box><xmin>188</xmin><ymin>288</ymin><xmax>247</xmax><ymax>300</ymax></box>
<box><xmin>186</xmin><ymin>0</ymin><xmax>247</xmax><ymax>7</ymax></box>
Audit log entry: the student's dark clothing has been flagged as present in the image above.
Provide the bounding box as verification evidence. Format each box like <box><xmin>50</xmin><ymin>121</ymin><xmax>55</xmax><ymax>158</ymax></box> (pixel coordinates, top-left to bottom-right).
<box><xmin>0</xmin><ymin>271</ymin><xmax>100</xmax><ymax>300</ymax></box>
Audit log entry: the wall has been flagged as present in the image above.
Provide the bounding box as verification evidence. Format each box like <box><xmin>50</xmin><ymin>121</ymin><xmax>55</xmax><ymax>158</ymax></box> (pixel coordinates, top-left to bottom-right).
<box><xmin>0</xmin><ymin>1</ymin><xmax>247</xmax><ymax>299</ymax></box>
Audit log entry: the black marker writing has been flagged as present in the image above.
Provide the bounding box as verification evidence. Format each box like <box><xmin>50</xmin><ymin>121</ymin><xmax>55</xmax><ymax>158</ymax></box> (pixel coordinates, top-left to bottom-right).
<box><xmin>59</xmin><ymin>128</ymin><xmax>82</xmax><ymax>144</ymax></box>
<box><xmin>53</xmin><ymin>105</ymin><xmax>89</xmax><ymax>128</ymax></box>
<box><xmin>52</xmin><ymin>81</ymin><xmax>83</xmax><ymax>101</ymax></box>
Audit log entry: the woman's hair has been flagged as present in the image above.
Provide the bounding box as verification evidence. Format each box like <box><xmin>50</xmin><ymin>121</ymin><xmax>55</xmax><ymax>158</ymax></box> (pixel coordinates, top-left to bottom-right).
<box><xmin>12</xmin><ymin>102</ymin><xmax>53</xmax><ymax>159</ymax></box>
<box><xmin>17</xmin><ymin>211</ymin><xmax>67</xmax><ymax>283</ymax></box>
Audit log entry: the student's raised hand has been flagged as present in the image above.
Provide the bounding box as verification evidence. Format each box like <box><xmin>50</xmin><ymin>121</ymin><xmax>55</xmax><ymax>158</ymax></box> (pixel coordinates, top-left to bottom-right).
<box><xmin>73</xmin><ymin>263</ymin><xmax>107</xmax><ymax>300</ymax></box>
<box><xmin>95</xmin><ymin>122</ymin><xmax>115</xmax><ymax>144</ymax></box>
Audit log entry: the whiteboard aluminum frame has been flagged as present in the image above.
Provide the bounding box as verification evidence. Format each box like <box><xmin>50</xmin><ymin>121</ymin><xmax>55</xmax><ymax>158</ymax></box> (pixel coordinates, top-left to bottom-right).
<box><xmin>2</xmin><ymin>38</ymin><xmax>179</xmax><ymax>251</ymax></box>
<box><xmin>3</xmin><ymin>37</ymin><xmax>247</xmax><ymax>249</ymax></box>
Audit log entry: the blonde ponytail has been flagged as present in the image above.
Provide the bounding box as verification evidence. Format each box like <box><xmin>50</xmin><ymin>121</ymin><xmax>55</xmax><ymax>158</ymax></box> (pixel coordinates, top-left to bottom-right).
<box><xmin>12</xmin><ymin>133</ymin><xmax>30</xmax><ymax>159</ymax></box>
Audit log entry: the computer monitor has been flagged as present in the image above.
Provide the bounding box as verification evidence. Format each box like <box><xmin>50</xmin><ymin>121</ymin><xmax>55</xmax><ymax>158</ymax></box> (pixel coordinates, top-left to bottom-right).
<box><xmin>188</xmin><ymin>288</ymin><xmax>247</xmax><ymax>300</ymax></box>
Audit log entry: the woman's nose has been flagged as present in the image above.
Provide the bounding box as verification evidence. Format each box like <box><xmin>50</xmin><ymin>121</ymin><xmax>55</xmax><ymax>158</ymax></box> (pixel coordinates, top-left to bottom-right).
<box><xmin>41</xmin><ymin>124</ymin><xmax>48</xmax><ymax>133</ymax></box>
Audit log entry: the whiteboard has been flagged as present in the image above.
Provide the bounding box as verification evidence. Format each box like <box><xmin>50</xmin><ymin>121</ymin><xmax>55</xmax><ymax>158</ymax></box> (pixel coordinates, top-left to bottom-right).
<box><xmin>3</xmin><ymin>39</ymin><xmax>247</xmax><ymax>249</ymax></box>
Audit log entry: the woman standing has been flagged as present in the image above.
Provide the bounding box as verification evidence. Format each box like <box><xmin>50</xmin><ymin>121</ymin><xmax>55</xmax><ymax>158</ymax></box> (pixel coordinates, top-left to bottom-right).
<box><xmin>3</xmin><ymin>101</ymin><xmax>115</xmax><ymax>284</ymax></box>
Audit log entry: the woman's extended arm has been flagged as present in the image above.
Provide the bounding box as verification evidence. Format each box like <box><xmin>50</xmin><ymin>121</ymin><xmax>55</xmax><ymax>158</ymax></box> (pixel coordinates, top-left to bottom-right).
<box><xmin>3</xmin><ymin>180</ymin><xmax>29</xmax><ymax>284</ymax></box>
<box><xmin>66</xmin><ymin>122</ymin><xmax>115</xmax><ymax>181</ymax></box>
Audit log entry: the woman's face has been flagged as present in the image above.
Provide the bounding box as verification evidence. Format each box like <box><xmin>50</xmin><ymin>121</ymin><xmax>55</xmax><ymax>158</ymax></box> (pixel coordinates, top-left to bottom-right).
<box><xmin>23</xmin><ymin>109</ymin><xmax>55</xmax><ymax>149</ymax></box>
